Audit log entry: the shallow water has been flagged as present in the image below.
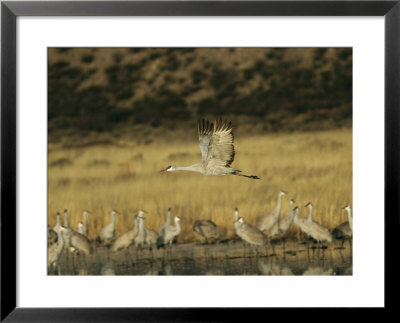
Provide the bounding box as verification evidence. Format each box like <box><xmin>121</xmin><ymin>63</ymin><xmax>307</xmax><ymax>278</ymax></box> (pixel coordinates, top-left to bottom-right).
<box><xmin>50</xmin><ymin>240</ymin><xmax>352</xmax><ymax>276</ymax></box>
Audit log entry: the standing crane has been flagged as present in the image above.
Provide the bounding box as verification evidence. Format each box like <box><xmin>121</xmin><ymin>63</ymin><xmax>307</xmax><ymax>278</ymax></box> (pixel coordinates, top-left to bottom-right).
<box><xmin>77</xmin><ymin>222</ymin><xmax>85</xmax><ymax>236</ymax></box>
<box><xmin>78</xmin><ymin>210</ymin><xmax>90</xmax><ymax>237</ymax></box>
<box><xmin>52</xmin><ymin>212</ymin><xmax>61</xmax><ymax>233</ymax></box>
<box><xmin>343</xmin><ymin>204</ymin><xmax>352</xmax><ymax>230</ymax></box>
<box><xmin>48</xmin><ymin>226</ymin><xmax>67</xmax><ymax>273</ymax></box>
<box><xmin>159</xmin><ymin>208</ymin><xmax>172</xmax><ymax>235</ymax></box>
<box><xmin>193</xmin><ymin>219</ymin><xmax>220</xmax><ymax>259</ymax></box>
<box><xmin>269</xmin><ymin>199</ymin><xmax>296</xmax><ymax>238</ymax></box>
<box><xmin>134</xmin><ymin>210</ymin><xmax>147</xmax><ymax>259</ymax></box>
<box><xmin>193</xmin><ymin>220</ymin><xmax>220</xmax><ymax>243</ymax></box>
<box><xmin>234</xmin><ymin>215</ymin><xmax>267</xmax><ymax>258</ymax></box>
<box><xmin>293</xmin><ymin>206</ymin><xmax>307</xmax><ymax>230</ymax></box>
<box><xmin>233</xmin><ymin>208</ymin><xmax>245</xmax><ymax>241</ymax></box>
<box><xmin>300</xmin><ymin>203</ymin><xmax>332</xmax><ymax>248</ymax></box>
<box><xmin>63</xmin><ymin>209</ymin><xmax>70</xmax><ymax>228</ymax></box>
<box><xmin>62</xmin><ymin>209</ymin><xmax>73</xmax><ymax>265</ymax></box>
<box><xmin>160</xmin><ymin>119</ymin><xmax>259</xmax><ymax>179</ymax></box>
<box><xmin>134</xmin><ymin>210</ymin><xmax>147</xmax><ymax>247</ymax></box>
<box><xmin>134</xmin><ymin>210</ymin><xmax>158</xmax><ymax>258</ymax></box>
<box><xmin>269</xmin><ymin>199</ymin><xmax>296</xmax><ymax>250</ymax></box>
<box><xmin>97</xmin><ymin>210</ymin><xmax>119</xmax><ymax>244</ymax></box>
<box><xmin>144</xmin><ymin>227</ymin><xmax>158</xmax><ymax>250</ymax></box>
<box><xmin>48</xmin><ymin>225</ymin><xmax>58</xmax><ymax>247</ymax></box>
<box><xmin>156</xmin><ymin>215</ymin><xmax>182</xmax><ymax>258</ymax></box>
<box><xmin>70</xmin><ymin>230</ymin><xmax>93</xmax><ymax>255</ymax></box>
<box><xmin>332</xmin><ymin>205</ymin><xmax>353</xmax><ymax>248</ymax></box>
<box><xmin>111</xmin><ymin>214</ymin><xmax>139</xmax><ymax>253</ymax></box>
<box><xmin>258</xmin><ymin>190</ymin><xmax>288</xmax><ymax>232</ymax></box>
<box><xmin>111</xmin><ymin>213</ymin><xmax>139</xmax><ymax>266</ymax></box>
<box><xmin>67</xmin><ymin>228</ymin><xmax>93</xmax><ymax>270</ymax></box>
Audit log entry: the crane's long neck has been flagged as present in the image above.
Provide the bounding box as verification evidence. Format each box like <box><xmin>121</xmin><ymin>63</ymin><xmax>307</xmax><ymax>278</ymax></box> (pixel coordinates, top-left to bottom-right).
<box><xmin>83</xmin><ymin>213</ymin><xmax>88</xmax><ymax>227</ymax></box>
<box><xmin>275</xmin><ymin>194</ymin><xmax>283</xmax><ymax>217</ymax></box>
<box><xmin>347</xmin><ymin>208</ymin><xmax>352</xmax><ymax>230</ymax></box>
<box><xmin>293</xmin><ymin>209</ymin><xmax>299</xmax><ymax>221</ymax></box>
<box><xmin>289</xmin><ymin>204</ymin><xmax>296</xmax><ymax>221</ymax></box>
<box><xmin>64</xmin><ymin>212</ymin><xmax>69</xmax><ymax>228</ymax></box>
<box><xmin>57</xmin><ymin>231</ymin><xmax>65</xmax><ymax>251</ymax></box>
<box><xmin>174</xmin><ymin>163</ymin><xmax>203</xmax><ymax>173</ymax></box>
<box><xmin>139</xmin><ymin>218</ymin><xmax>145</xmax><ymax>232</ymax></box>
<box><xmin>166</xmin><ymin>211</ymin><xmax>172</xmax><ymax>225</ymax></box>
<box><xmin>174</xmin><ymin>219</ymin><xmax>181</xmax><ymax>232</ymax></box>
<box><xmin>110</xmin><ymin>213</ymin><xmax>115</xmax><ymax>227</ymax></box>
<box><xmin>56</xmin><ymin>214</ymin><xmax>60</xmax><ymax>226</ymax></box>
<box><xmin>234</xmin><ymin>210</ymin><xmax>240</xmax><ymax>233</ymax></box>
<box><xmin>307</xmin><ymin>206</ymin><xmax>313</xmax><ymax>222</ymax></box>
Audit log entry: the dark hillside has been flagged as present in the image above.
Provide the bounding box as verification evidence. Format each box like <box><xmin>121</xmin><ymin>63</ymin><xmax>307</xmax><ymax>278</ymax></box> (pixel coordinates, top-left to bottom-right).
<box><xmin>48</xmin><ymin>47</ymin><xmax>352</xmax><ymax>143</ymax></box>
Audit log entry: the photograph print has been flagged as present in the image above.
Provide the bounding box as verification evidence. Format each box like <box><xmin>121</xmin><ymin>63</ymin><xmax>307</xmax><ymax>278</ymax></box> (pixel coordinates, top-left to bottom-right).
<box><xmin>47</xmin><ymin>47</ymin><xmax>352</xmax><ymax>276</ymax></box>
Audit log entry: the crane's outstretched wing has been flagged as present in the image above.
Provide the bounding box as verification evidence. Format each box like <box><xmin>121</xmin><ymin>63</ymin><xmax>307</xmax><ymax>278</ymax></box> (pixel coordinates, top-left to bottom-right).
<box><xmin>198</xmin><ymin>119</ymin><xmax>235</xmax><ymax>167</ymax></box>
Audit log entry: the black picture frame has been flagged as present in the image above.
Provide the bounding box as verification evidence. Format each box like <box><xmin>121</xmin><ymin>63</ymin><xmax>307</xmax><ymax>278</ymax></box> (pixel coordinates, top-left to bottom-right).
<box><xmin>1</xmin><ymin>0</ymin><xmax>398</xmax><ymax>321</ymax></box>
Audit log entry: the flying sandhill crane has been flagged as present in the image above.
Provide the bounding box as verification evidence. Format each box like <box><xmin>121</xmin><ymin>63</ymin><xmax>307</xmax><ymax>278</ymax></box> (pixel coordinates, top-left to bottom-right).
<box><xmin>332</xmin><ymin>205</ymin><xmax>353</xmax><ymax>248</ymax></box>
<box><xmin>160</xmin><ymin>119</ymin><xmax>259</xmax><ymax>179</ymax></box>
<box><xmin>48</xmin><ymin>225</ymin><xmax>58</xmax><ymax>247</ymax></box>
<box><xmin>156</xmin><ymin>215</ymin><xmax>182</xmax><ymax>258</ymax></box>
<box><xmin>234</xmin><ymin>215</ymin><xmax>267</xmax><ymax>257</ymax></box>
<box><xmin>52</xmin><ymin>212</ymin><xmax>61</xmax><ymax>233</ymax></box>
<box><xmin>48</xmin><ymin>226</ymin><xmax>67</xmax><ymax>273</ymax></box>
<box><xmin>97</xmin><ymin>210</ymin><xmax>119</xmax><ymax>244</ymax></box>
<box><xmin>78</xmin><ymin>210</ymin><xmax>90</xmax><ymax>237</ymax></box>
<box><xmin>258</xmin><ymin>190</ymin><xmax>288</xmax><ymax>232</ymax></box>
<box><xmin>300</xmin><ymin>203</ymin><xmax>333</xmax><ymax>247</ymax></box>
<box><xmin>193</xmin><ymin>220</ymin><xmax>220</xmax><ymax>243</ymax></box>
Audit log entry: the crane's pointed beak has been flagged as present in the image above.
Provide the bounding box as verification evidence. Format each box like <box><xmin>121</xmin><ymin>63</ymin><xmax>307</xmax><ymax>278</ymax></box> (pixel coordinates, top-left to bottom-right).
<box><xmin>159</xmin><ymin>168</ymin><xmax>167</xmax><ymax>173</ymax></box>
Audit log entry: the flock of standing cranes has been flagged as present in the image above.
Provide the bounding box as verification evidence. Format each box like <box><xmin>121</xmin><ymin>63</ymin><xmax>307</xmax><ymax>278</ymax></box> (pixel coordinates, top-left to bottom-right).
<box><xmin>233</xmin><ymin>191</ymin><xmax>352</xmax><ymax>256</ymax></box>
<box><xmin>48</xmin><ymin>190</ymin><xmax>353</xmax><ymax>271</ymax></box>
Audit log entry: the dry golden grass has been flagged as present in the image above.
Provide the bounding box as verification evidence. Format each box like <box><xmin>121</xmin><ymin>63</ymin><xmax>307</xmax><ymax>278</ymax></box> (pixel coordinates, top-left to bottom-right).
<box><xmin>48</xmin><ymin>129</ymin><xmax>352</xmax><ymax>242</ymax></box>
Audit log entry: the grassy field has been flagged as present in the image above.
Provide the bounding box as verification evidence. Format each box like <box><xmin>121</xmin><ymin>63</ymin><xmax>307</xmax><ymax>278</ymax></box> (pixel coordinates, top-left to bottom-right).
<box><xmin>48</xmin><ymin>129</ymin><xmax>352</xmax><ymax>242</ymax></box>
